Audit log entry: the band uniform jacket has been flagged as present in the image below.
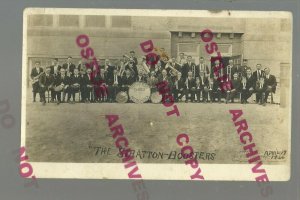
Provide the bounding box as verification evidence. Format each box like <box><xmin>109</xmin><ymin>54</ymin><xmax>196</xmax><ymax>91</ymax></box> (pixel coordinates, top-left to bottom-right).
<box><xmin>185</xmin><ymin>77</ymin><xmax>196</xmax><ymax>89</ymax></box>
<box><xmin>50</xmin><ymin>65</ymin><xmax>62</xmax><ymax>75</ymax></box>
<box><xmin>198</xmin><ymin>76</ymin><xmax>209</xmax><ymax>89</ymax></box>
<box><xmin>264</xmin><ymin>74</ymin><xmax>277</xmax><ymax>93</ymax></box>
<box><xmin>31</xmin><ymin>67</ymin><xmax>44</xmax><ymax>80</ymax></box>
<box><xmin>70</xmin><ymin>74</ymin><xmax>82</xmax><ymax>85</ymax></box>
<box><xmin>196</xmin><ymin>63</ymin><xmax>210</xmax><ymax>76</ymax></box>
<box><xmin>182</xmin><ymin>62</ymin><xmax>197</xmax><ymax>79</ymax></box>
<box><xmin>62</xmin><ymin>63</ymin><xmax>76</xmax><ymax>74</ymax></box>
<box><xmin>173</xmin><ymin>77</ymin><xmax>186</xmax><ymax>90</ymax></box>
<box><xmin>231</xmin><ymin>65</ymin><xmax>242</xmax><ymax>78</ymax></box>
<box><xmin>255</xmin><ymin>80</ymin><xmax>267</xmax><ymax>91</ymax></box>
<box><xmin>54</xmin><ymin>75</ymin><xmax>71</xmax><ymax>87</ymax></box>
<box><xmin>121</xmin><ymin>75</ymin><xmax>134</xmax><ymax>86</ymax></box>
<box><xmin>253</xmin><ymin>70</ymin><xmax>266</xmax><ymax>82</ymax></box>
<box><xmin>39</xmin><ymin>73</ymin><xmax>54</xmax><ymax>88</ymax></box>
<box><xmin>147</xmin><ymin>76</ymin><xmax>159</xmax><ymax>88</ymax></box>
<box><xmin>231</xmin><ymin>78</ymin><xmax>242</xmax><ymax>91</ymax></box>
<box><xmin>246</xmin><ymin>75</ymin><xmax>256</xmax><ymax>90</ymax></box>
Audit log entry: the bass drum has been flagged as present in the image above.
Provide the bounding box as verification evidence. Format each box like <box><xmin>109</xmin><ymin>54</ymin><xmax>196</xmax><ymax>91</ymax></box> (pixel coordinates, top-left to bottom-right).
<box><xmin>150</xmin><ymin>92</ymin><xmax>162</xmax><ymax>103</ymax></box>
<box><xmin>116</xmin><ymin>91</ymin><xmax>129</xmax><ymax>103</ymax></box>
<box><xmin>128</xmin><ymin>82</ymin><xmax>151</xmax><ymax>103</ymax></box>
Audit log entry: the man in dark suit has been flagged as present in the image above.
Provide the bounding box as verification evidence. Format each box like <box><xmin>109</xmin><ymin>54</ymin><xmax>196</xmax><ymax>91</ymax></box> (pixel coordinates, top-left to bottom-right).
<box><xmin>184</xmin><ymin>71</ymin><xmax>196</xmax><ymax>102</ymax></box>
<box><xmin>62</xmin><ymin>56</ymin><xmax>76</xmax><ymax>74</ymax></box>
<box><xmin>197</xmin><ymin>57</ymin><xmax>210</xmax><ymax>78</ymax></box>
<box><xmin>69</xmin><ymin>68</ymin><xmax>81</xmax><ymax>103</ymax></box>
<box><xmin>209</xmin><ymin>75</ymin><xmax>222</xmax><ymax>103</ymax></box>
<box><xmin>50</xmin><ymin>58</ymin><xmax>61</xmax><ymax>75</ymax></box>
<box><xmin>107</xmin><ymin>69</ymin><xmax>122</xmax><ymax>102</ymax></box>
<box><xmin>182</xmin><ymin>55</ymin><xmax>196</xmax><ymax>80</ymax></box>
<box><xmin>196</xmin><ymin>71</ymin><xmax>209</xmax><ymax>102</ymax></box>
<box><xmin>129</xmin><ymin>50</ymin><xmax>138</xmax><ymax>66</ymax></box>
<box><xmin>226</xmin><ymin>73</ymin><xmax>241</xmax><ymax>103</ymax></box>
<box><xmin>225</xmin><ymin>59</ymin><xmax>234</xmax><ymax>81</ymax></box>
<box><xmin>264</xmin><ymin>67</ymin><xmax>277</xmax><ymax>103</ymax></box>
<box><xmin>39</xmin><ymin>66</ymin><xmax>54</xmax><ymax>105</ymax></box>
<box><xmin>253</xmin><ymin>64</ymin><xmax>266</xmax><ymax>103</ymax></box>
<box><xmin>136</xmin><ymin>70</ymin><xmax>148</xmax><ymax>83</ymax></box>
<box><xmin>121</xmin><ymin>69</ymin><xmax>134</xmax><ymax>93</ymax></box>
<box><xmin>231</xmin><ymin>63</ymin><xmax>242</xmax><ymax>79</ymax></box>
<box><xmin>211</xmin><ymin>59</ymin><xmax>224</xmax><ymax>78</ymax></box>
<box><xmin>53</xmin><ymin>68</ymin><xmax>71</xmax><ymax>104</ymax></box>
<box><xmin>172</xmin><ymin>72</ymin><xmax>185</xmax><ymax>102</ymax></box>
<box><xmin>253</xmin><ymin>64</ymin><xmax>265</xmax><ymax>82</ymax></box>
<box><xmin>240</xmin><ymin>59</ymin><xmax>250</xmax><ymax>78</ymax></box>
<box><xmin>30</xmin><ymin>61</ymin><xmax>44</xmax><ymax>102</ymax></box>
<box><xmin>255</xmin><ymin>77</ymin><xmax>267</xmax><ymax>106</ymax></box>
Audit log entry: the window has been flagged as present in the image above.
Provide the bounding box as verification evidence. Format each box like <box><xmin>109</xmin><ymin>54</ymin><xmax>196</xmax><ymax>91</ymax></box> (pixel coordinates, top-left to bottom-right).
<box><xmin>59</xmin><ymin>15</ymin><xmax>79</xmax><ymax>27</ymax></box>
<box><xmin>111</xmin><ymin>16</ymin><xmax>131</xmax><ymax>28</ymax></box>
<box><xmin>28</xmin><ymin>15</ymin><xmax>53</xmax><ymax>27</ymax></box>
<box><xmin>85</xmin><ymin>15</ymin><xmax>105</xmax><ymax>27</ymax></box>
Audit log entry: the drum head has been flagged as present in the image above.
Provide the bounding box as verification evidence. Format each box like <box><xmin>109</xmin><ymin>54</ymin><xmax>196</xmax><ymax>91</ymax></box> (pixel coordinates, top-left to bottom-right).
<box><xmin>116</xmin><ymin>91</ymin><xmax>129</xmax><ymax>103</ymax></box>
<box><xmin>128</xmin><ymin>82</ymin><xmax>151</xmax><ymax>103</ymax></box>
<box><xmin>150</xmin><ymin>92</ymin><xmax>162</xmax><ymax>103</ymax></box>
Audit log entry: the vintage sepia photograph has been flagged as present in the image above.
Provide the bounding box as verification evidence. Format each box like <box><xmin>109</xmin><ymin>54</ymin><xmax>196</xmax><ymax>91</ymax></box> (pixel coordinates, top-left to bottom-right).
<box><xmin>21</xmin><ymin>8</ymin><xmax>292</xmax><ymax>180</ymax></box>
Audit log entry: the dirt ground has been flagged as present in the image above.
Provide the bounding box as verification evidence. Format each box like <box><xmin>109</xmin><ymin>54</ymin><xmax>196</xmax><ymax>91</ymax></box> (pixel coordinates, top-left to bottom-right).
<box><xmin>25</xmin><ymin>96</ymin><xmax>289</xmax><ymax>165</ymax></box>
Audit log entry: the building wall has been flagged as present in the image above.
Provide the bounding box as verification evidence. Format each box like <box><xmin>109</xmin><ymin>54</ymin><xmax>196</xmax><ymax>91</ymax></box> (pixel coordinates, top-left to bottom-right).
<box><xmin>27</xmin><ymin>14</ymin><xmax>291</xmax><ymax>78</ymax></box>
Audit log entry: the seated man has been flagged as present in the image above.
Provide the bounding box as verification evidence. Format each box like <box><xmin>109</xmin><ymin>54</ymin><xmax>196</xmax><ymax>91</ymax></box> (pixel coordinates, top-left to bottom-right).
<box><xmin>196</xmin><ymin>71</ymin><xmax>208</xmax><ymax>102</ymax></box>
<box><xmin>184</xmin><ymin>71</ymin><xmax>196</xmax><ymax>103</ymax></box>
<box><xmin>136</xmin><ymin>69</ymin><xmax>147</xmax><ymax>83</ymax></box>
<box><xmin>69</xmin><ymin>68</ymin><xmax>81</xmax><ymax>103</ymax></box>
<box><xmin>226</xmin><ymin>73</ymin><xmax>241</xmax><ymax>103</ymax></box>
<box><xmin>53</xmin><ymin>68</ymin><xmax>71</xmax><ymax>104</ymax></box>
<box><xmin>264</xmin><ymin>67</ymin><xmax>277</xmax><ymax>103</ymax></box>
<box><xmin>107</xmin><ymin>69</ymin><xmax>122</xmax><ymax>103</ymax></box>
<box><xmin>94</xmin><ymin>69</ymin><xmax>108</xmax><ymax>102</ymax></box>
<box><xmin>147</xmin><ymin>71</ymin><xmax>159</xmax><ymax>93</ymax></box>
<box><xmin>39</xmin><ymin>66</ymin><xmax>54</xmax><ymax>105</ymax></box>
<box><xmin>121</xmin><ymin>69</ymin><xmax>134</xmax><ymax>93</ymax></box>
<box><xmin>208</xmin><ymin>75</ymin><xmax>221</xmax><ymax>103</ymax></box>
<box><xmin>172</xmin><ymin>72</ymin><xmax>185</xmax><ymax>102</ymax></box>
<box><xmin>255</xmin><ymin>77</ymin><xmax>267</xmax><ymax>106</ymax></box>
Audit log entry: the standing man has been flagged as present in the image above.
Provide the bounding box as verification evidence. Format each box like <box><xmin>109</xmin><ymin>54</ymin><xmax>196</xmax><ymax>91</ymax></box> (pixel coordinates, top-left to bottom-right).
<box><xmin>62</xmin><ymin>56</ymin><xmax>76</xmax><ymax>74</ymax></box>
<box><xmin>50</xmin><ymin>58</ymin><xmax>61</xmax><ymax>76</ymax></box>
<box><xmin>253</xmin><ymin>64</ymin><xmax>265</xmax><ymax>82</ymax></box>
<box><xmin>225</xmin><ymin>59</ymin><xmax>234</xmax><ymax>80</ymax></box>
<box><xmin>129</xmin><ymin>50</ymin><xmax>138</xmax><ymax>66</ymax></box>
<box><xmin>182</xmin><ymin>55</ymin><xmax>196</xmax><ymax>80</ymax></box>
<box><xmin>30</xmin><ymin>61</ymin><xmax>44</xmax><ymax>102</ymax></box>
<box><xmin>177</xmin><ymin>52</ymin><xmax>186</xmax><ymax>67</ymax></box>
<box><xmin>39</xmin><ymin>66</ymin><xmax>54</xmax><ymax>105</ymax></box>
<box><xmin>197</xmin><ymin>57</ymin><xmax>210</xmax><ymax>78</ymax></box>
<box><xmin>264</xmin><ymin>67</ymin><xmax>277</xmax><ymax>104</ymax></box>
<box><xmin>240</xmin><ymin>59</ymin><xmax>249</xmax><ymax>77</ymax></box>
<box><xmin>211</xmin><ymin>59</ymin><xmax>224</xmax><ymax>78</ymax></box>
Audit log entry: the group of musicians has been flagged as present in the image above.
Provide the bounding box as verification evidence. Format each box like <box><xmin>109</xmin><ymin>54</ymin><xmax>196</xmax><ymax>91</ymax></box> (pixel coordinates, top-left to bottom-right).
<box><xmin>30</xmin><ymin>50</ymin><xmax>277</xmax><ymax>106</ymax></box>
